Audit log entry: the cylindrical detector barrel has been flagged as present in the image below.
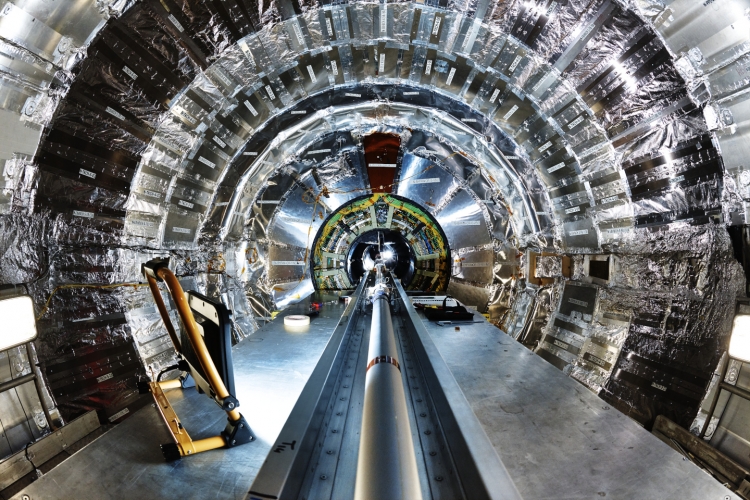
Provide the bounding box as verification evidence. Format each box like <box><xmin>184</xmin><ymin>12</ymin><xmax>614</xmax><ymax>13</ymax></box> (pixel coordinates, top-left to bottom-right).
<box><xmin>354</xmin><ymin>272</ymin><xmax>422</xmax><ymax>500</ymax></box>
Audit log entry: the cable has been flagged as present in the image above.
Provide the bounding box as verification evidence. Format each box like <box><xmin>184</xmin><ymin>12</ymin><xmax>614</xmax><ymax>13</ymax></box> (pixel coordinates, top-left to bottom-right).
<box><xmin>156</xmin><ymin>364</ymin><xmax>181</xmax><ymax>382</ymax></box>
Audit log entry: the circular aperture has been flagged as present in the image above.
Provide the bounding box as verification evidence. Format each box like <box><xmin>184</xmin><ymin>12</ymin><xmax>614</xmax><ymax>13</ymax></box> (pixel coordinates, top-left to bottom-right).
<box><xmin>347</xmin><ymin>229</ymin><xmax>416</xmax><ymax>286</ymax></box>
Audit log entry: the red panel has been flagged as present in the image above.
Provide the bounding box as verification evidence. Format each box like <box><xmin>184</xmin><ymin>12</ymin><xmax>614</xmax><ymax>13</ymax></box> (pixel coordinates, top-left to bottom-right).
<box><xmin>363</xmin><ymin>133</ymin><xmax>400</xmax><ymax>193</ymax></box>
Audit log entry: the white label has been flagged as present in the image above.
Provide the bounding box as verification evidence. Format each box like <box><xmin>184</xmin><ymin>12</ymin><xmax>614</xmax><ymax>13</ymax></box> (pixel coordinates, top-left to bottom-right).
<box><xmin>580</xmin><ymin>23</ymin><xmax>595</xmax><ymax>40</ymax></box>
<box><xmin>605</xmin><ymin>226</ymin><xmax>629</xmax><ymax>234</ymax></box>
<box><xmin>546</xmin><ymin>1</ymin><xmax>559</xmax><ymax>16</ymax></box>
<box><xmin>379</xmin><ymin>53</ymin><xmax>385</xmax><ymax>73</ymax></box>
<box><xmin>461</xmin><ymin>118</ymin><xmax>477</xmax><ymax>123</ymax></box>
<box><xmin>244</xmin><ymin>100</ymin><xmax>259</xmax><ymax>116</ymax></box>
<box><xmin>172</xmin><ymin>227</ymin><xmax>191</xmax><ymax>234</ymax></box>
<box><xmin>369</xmin><ymin>163</ymin><xmax>397</xmax><ymax>167</ymax></box>
<box><xmin>601</xmin><ymin>195</ymin><xmax>618</xmax><ymax>204</ymax></box>
<box><xmin>173</xmin><ymin>106</ymin><xmax>196</xmax><ymax>125</ymax></box>
<box><xmin>461</xmin><ymin>261</ymin><xmax>490</xmax><ymax>267</ymax></box>
<box><xmin>292</xmin><ymin>21</ymin><xmax>305</xmax><ymax>46</ymax></box>
<box><xmin>651</xmin><ymin>382</ymin><xmax>667</xmax><ymax>391</ymax></box>
<box><xmin>565</xmin><ymin>206</ymin><xmax>581</xmax><ymax>214</ymax></box>
<box><xmin>553</xmin><ymin>339</ymin><xmax>569</xmax><ymax>350</ymax></box>
<box><xmin>73</xmin><ymin>210</ymin><xmax>94</xmax><ymax>219</ymax></box>
<box><xmin>214</xmin><ymin>69</ymin><xmax>232</xmax><ymax>87</ymax></box>
<box><xmin>670</xmin><ymin>175</ymin><xmax>685</xmax><ymax>184</ymax></box>
<box><xmin>244</xmin><ymin>151</ymin><xmax>258</xmax><ymax>156</ymax></box>
<box><xmin>105</xmin><ymin>106</ymin><xmax>125</xmax><ymax>121</ymax></box>
<box><xmin>345</xmin><ymin>93</ymin><xmax>361</xmax><ymax>97</ymax></box>
<box><xmin>122</xmin><ymin>66</ymin><xmax>137</xmax><ymax>80</ymax></box>
<box><xmin>108</xmin><ymin>408</ymin><xmax>129</xmax><ymax>422</ymax></box>
<box><xmin>331</xmin><ymin>60</ymin><xmax>339</xmax><ymax>75</ymax></box>
<box><xmin>503</xmin><ymin>105</ymin><xmax>519</xmax><ymax>120</ymax></box>
<box><xmin>403</xmin><ymin>91</ymin><xmax>420</xmax><ymax>96</ymax></box>
<box><xmin>568</xmin><ymin>229</ymin><xmax>589</xmax><ymax>236</ymax></box>
<box><xmin>489</xmin><ymin>88</ymin><xmax>501</xmax><ymax>103</ymax></box>
<box><xmin>450</xmin><ymin>220</ymin><xmax>481</xmax><ymax>225</ymax></box>
<box><xmin>212</xmin><ymin>135</ymin><xmax>226</xmax><ymax>148</ymax></box>
<box><xmin>548</xmin><ymin>162</ymin><xmax>565</xmax><ymax>173</ymax></box>
<box><xmin>506</xmin><ymin>155</ymin><xmax>519</xmax><ymax>160</ymax></box>
<box><xmin>308</xmin><ymin>149</ymin><xmax>332</xmax><ymax>155</ymax></box>
<box><xmin>257</xmin><ymin>200</ymin><xmax>280</xmax><ymax>204</ymax></box>
<box><xmin>411</xmin><ymin>177</ymin><xmax>440</xmax><ymax>184</ymax></box>
<box><xmin>380</xmin><ymin>5</ymin><xmax>387</xmax><ymax>33</ymax></box>
<box><xmin>567</xmin><ymin>115</ymin><xmax>585</xmax><ymax>129</ymax></box>
<box><xmin>532</xmin><ymin>77</ymin><xmax>546</xmax><ymax>92</ymax></box>
<box><xmin>425</xmin><ymin>60</ymin><xmax>433</xmax><ymax>75</ymax></box>
<box><xmin>568</xmin><ymin>298</ymin><xmax>588</xmax><ymax>307</ymax></box>
<box><xmin>129</xmin><ymin>219</ymin><xmax>155</xmax><ymax>227</ymax></box>
<box><xmin>538</xmin><ymin>141</ymin><xmax>553</xmax><ymax>153</ymax></box>
<box><xmin>432</xmin><ymin>16</ymin><xmax>442</xmax><ymax>35</ymax></box>
<box><xmin>446</xmin><ymin>67</ymin><xmax>456</xmax><ymax>85</ymax></box>
<box><xmin>198</xmin><ymin>156</ymin><xmax>215</xmax><ymax>169</ymax></box>
<box><xmin>265</xmin><ymin>85</ymin><xmax>276</xmax><ymax>100</ymax></box>
<box><xmin>168</xmin><ymin>14</ymin><xmax>184</xmax><ymax>32</ymax></box>
<box><xmin>307</xmin><ymin>64</ymin><xmax>317</xmax><ymax>83</ymax></box>
<box><xmin>508</xmin><ymin>55</ymin><xmax>522</xmax><ymax>73</ymax></box>
<box><xmin>271</xmin><ymin>260</ymin><xmax>306</xmax><ymax>266</ymax></box>
<box><xmin>399</xmin><ymin>111</ymin><xmax>415</xmax><ymax>115</ymax></box>
<box><xmin>291</xmin><ymin>110</ymin><xmax>307</xmax><ymax>115</ymax></box>
<box><xmin>178</xmin><ymin>200</ymin><xmax>194</xmax><ymax>209</ymax></box>
<box><xmin>143</xmin><ymin>189</ymin><xmax>160</xmax><ymax>198</ymax></box>
<box><xmin>97</xmin><ymin>372</ymin><xmax>114</xmax><ymax>383</ymax></box>
<box><xmin>325</xmin><ymin>18</ymin><xmax>334</xmax><ymax>38</ymax></box>
<box><xmin>79</xmin><ymin>168</ymin><xmax>96</xmax><ymax>179</ymax></box>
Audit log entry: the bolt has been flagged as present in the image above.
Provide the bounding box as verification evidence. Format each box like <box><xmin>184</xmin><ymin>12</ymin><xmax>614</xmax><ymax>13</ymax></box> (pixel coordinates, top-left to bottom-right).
<box><xmin>186</xmin><ymin>450</ymin><xmax>191</xmax><ymax>454</ymax></box>
<box><xmin>602</xmin><ymin>406</ymin><xmax>610</xmax><ymax>410</ymax></box>
<box><xmin>435</xmin><ymin>476</ymin><xmax>443</xmax><ymax>482</ymax></box>
<box><xmin>22</xmin><ymin>495</ymin><xmax>30</xmax><ymax>500</ymax></box>
<box><xmin>429</xmin><ymin>451</ymin><xmax>437</xmax><ymax>456</ymax></box>
<box><xmin>228</xmin><ymin>403</ymin><xmax>235</xmax><ymax>409</ymax></box>
<box><xmin>327</xmin><ymin>450</ymin><xmax>334</xmax><ymax>455</ymax></box>
<box><xmin>320</xmin><ymin>474</ymin><xmax>327</xmax><ymax>480</ymax></box>
<box><xmin>420</xmin><ymin>413</ymin><xmax>427</xmax><ymax>417</ymax></box>
<box><xmin>332</xmin><ymin>429</ymin><xmax>338</xmax><ymax>433</ymax></box>
<box><xmin>424</xmin><ymin>430</ymin><xmax>431</xmax><ymax>435</ymax></box>
<box><xmin>240</xmin><ymin>424</ymin><xmax>244</xmax><ymax>428</ymax></box>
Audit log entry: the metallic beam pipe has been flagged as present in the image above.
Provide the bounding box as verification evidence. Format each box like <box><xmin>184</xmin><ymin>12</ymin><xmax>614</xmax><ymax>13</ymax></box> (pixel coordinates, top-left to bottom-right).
<box><xmin>354</xmin><ymin>266</ymin><xmax>422</xmax><ymax>500</ymax></box>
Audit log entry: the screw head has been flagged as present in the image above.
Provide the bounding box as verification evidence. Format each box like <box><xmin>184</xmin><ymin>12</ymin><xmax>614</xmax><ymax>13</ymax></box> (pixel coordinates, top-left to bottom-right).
<box><xmin>228</xmin><ymin>403</ymin><xmax>235</xmax><ymax>409</ymax></box>
<box><xmin>22</xmin><ymin>495</ymin><xmax>30</xmax><ymax>500</ymax></box>
<box><xmin>435</xmin><ymin>476</ymin><xmax>443</xmax><ymax>482</ymax></box>
<box><xmin>240</xmin><ymin>424</ymin><xmax>244</xmax><ymax>428</ymax></box>
<box><xmin>320</xmin><ymin>474</ymin><xmax>327</xmax><ymax>480</ymax></box>
<box><xmin>326</xmin><ymin>450</ymin><xmax>334</xmax><ymax>455</ymax></box>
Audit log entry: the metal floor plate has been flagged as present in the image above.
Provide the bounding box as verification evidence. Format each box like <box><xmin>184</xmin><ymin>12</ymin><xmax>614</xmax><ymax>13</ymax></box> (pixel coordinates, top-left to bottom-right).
<box><xmin>11</xmin><ymin>299</ymin><xmax>348</xmax><ymax>500</ymax></box>
<box><xmin>425</xmin><ymin>316</ymin><xmax>738</xmax><ymax>500</ymax></box>
<box><xmin>9</xmin><ymin>301</ymin><xmax>739</xmax><ymax>500</ymax></box>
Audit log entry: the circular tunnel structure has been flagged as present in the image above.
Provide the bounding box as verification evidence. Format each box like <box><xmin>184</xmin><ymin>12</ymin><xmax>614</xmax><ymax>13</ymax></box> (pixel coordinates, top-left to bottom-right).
<box><xmin>0</xmin><ymin>0</ymin><xmax>749</xmax><ymax>458</ymax></box>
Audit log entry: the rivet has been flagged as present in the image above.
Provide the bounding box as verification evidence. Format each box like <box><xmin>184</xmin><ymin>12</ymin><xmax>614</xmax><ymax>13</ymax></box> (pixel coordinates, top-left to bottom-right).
<box><xmin>435</xmin><ymin>476</ymin><xmax>443</xmax><ymax>482</ymax></box>
<box><xmin>327</xmin><ymin>450</ymin><xmax>334</xmax><ymax>455</ymax></box>
<box><xmin>22</xmin><ymin>495</ymin><xmax>30</xmax><ymax>500</ymax></box>
<box><xmin>320</xmin><ymin>474</ymin><xmax>327</xmax><ymax>480</ymax></box>
<box><xmin>332</xmin><ymin>429</ymin><xmax>338</xmax><ymax>433</ymax></box>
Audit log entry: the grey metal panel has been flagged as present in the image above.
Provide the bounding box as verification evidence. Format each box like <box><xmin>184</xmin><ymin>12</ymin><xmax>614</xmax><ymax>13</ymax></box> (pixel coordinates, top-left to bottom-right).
<box><xmin>426</xmin><ymin>314</ymin><xmax>739</xmax><ymax>500</ymax></box>
<box><xmin>396</xmin><ymin>153</ymin><xmax>459</xmax><ymax>212</ymax></box>
<box><xmin>436</xmin><ymin>189</ymin><xmax>492</xmax><ymax>249</ymax></box>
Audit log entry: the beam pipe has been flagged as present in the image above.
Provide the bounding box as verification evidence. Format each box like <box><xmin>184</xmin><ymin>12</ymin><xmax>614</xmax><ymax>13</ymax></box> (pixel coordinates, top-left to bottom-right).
<box><xmin>354</xmin><ymin>268</ymin><xmax>422</xmax><ymax>500</ymax></box>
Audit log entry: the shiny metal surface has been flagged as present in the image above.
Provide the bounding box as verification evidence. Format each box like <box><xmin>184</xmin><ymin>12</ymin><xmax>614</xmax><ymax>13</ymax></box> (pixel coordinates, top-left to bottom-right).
<box><xmin>426</xmin><ymin>313</ymin><xmax>739</xmax><ymax>500</ymax></box>
<box><xmin>354</xmin><ymin>270</ymin><xmax>421</xmax><ymax>500</ymax></box>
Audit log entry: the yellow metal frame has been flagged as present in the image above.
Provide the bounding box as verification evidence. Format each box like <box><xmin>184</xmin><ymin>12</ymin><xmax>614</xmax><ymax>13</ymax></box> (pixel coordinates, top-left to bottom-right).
<box><xmin>144</xmin><ymin>265</ymin><xmax>244</xmax><ymax>458</ymax></box>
